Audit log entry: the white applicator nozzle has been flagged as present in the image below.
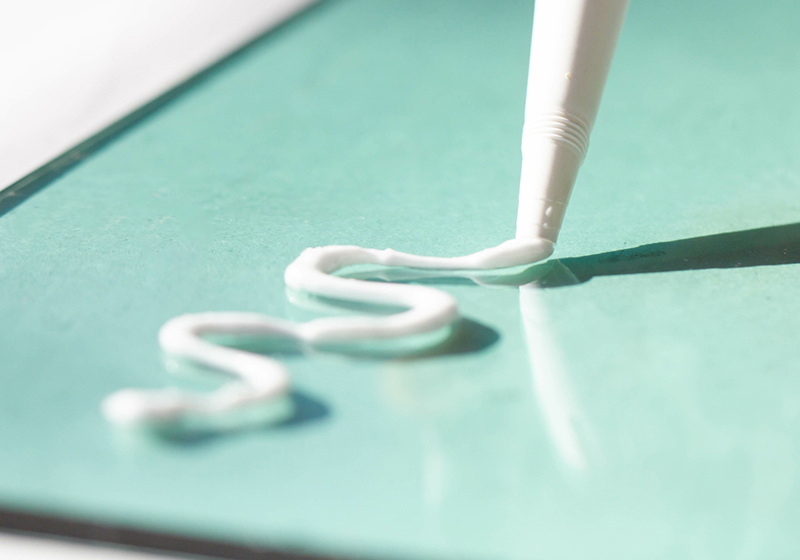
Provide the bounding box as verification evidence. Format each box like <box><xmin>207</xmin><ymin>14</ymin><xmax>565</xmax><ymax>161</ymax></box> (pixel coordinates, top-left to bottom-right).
<box><xmin>516</xmin><ymin>0</ymin><xmax>629</xmax><ymax>243</ymax></box>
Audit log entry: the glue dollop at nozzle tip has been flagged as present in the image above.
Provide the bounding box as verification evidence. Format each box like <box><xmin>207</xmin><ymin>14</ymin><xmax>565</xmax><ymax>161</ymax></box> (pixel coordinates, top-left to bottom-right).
<box><xmin>482</xmin><ymin>236</ymin><xmax>554</xmax><ymax>269</ymax></box>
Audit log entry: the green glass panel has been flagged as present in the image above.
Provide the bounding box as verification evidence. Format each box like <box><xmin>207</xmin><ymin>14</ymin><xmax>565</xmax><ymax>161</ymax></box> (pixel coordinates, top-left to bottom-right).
<box><xmin>1</xmin><ymin>1</ymin><xmax>800</xmax><ymax>558</ymax></box>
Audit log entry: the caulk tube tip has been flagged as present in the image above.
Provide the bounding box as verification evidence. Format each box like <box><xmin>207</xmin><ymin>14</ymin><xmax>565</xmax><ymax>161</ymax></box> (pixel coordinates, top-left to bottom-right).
<box><xmin>515</xmin><ymin>0</ymin><xmax>629</xmax><ymax>244</ymax></box>
<box><xmin>515</xmin><ymin>131</ymin><xmax>584</xmax><ymax>243</ymax></box>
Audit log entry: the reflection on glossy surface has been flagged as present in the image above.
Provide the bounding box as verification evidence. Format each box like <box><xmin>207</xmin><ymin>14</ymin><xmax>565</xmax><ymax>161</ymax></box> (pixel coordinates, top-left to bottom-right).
<box><xmin>519</xmin><ymin>284</ymin><xmax>588</xmax><ymax>471</ymax></box>
<box><xmin>374</xmin><ymin>262</ymin><xmax>591</xmax><ymax>473</ymax></box>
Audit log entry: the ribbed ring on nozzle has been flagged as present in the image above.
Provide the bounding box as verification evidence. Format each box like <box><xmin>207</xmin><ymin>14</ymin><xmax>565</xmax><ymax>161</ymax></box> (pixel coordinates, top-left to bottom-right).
<box><xmin>523</xmin><ymin>111</ymin><xmax>591</xmax><ymax>160</ymax></box>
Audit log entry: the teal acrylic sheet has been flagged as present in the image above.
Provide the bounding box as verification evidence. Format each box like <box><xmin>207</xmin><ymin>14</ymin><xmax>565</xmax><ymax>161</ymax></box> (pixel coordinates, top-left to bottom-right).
<box><xmin>2</xmin><ymin>0</ymin><xmax>800</xmax><ymax>558</ymax></box>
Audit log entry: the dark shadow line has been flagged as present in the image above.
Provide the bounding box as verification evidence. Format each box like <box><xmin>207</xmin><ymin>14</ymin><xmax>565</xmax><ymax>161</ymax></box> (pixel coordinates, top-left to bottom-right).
<box><xmin>0</xmin><ymin>506</ymin><xmax>356</xmax><ymax>560</ymax></box>
<box><xmin>0</xmin><ymin>0</ymin><xmax>332</xmax><ymax>219</ymax></box>
<box><xmin>559</xmin><ymin>221</ymin><xmax>800</xmax><ymax>282</ymax></box>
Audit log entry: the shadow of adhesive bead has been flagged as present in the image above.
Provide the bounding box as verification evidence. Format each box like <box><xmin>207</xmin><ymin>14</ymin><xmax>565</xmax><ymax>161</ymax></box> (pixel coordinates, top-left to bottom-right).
<box><xmin>408</xmin><ymin>318</ymin><xmax>500</xmax><ymax>360</ymax></box>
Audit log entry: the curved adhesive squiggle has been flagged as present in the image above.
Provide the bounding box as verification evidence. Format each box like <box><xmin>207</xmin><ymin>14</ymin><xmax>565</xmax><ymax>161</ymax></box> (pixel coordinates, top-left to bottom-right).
<box><xmin>101</xmin><ymin>237</ymin><xmax>554</xmax><ymax>428</ymax></box>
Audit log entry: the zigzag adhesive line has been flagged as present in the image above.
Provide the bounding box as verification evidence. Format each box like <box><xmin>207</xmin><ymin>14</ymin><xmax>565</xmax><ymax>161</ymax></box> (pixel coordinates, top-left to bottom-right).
<box><xmin>101</xmin><ymin>237</ymin><xmax>554</xmax><ymax>429</ymax></box>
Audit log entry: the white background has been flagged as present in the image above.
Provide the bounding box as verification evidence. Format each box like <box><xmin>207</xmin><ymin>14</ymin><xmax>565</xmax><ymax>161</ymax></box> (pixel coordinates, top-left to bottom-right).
<box><xmin>0</xmin><ymin>0</ymin><xmax>314</xmax><ymax>191</ymax></box>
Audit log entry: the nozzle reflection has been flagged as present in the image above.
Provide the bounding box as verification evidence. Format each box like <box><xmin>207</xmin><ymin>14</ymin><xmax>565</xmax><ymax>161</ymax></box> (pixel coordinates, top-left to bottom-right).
<box><xmin>519</xmin><ymin>284</ymin><xmax>588</xmax><ymax>472</ymax></box>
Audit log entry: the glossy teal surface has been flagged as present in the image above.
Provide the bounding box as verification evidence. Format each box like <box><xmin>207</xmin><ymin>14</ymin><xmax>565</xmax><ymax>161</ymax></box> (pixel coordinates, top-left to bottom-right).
<box><xmin>2</xmin><ymin>0</ymin><xmax>800</xmax><ymax>558</ymax></box>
